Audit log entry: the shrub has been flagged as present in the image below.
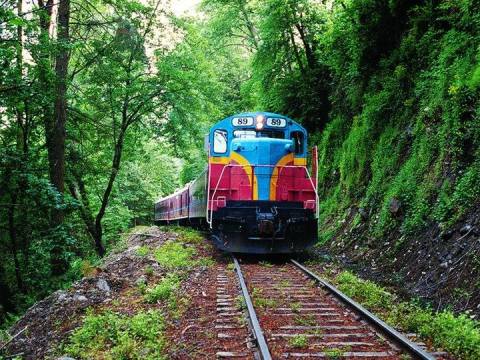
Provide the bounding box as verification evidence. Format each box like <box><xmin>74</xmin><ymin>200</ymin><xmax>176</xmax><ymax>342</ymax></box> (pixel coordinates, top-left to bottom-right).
<box><xmin>65</xmin><ymin>309</ymin><xmax>166</xmax><ymax>360</ymax></box>
<box><xmin>288</xmin><ymin>334</ymin><xmax>308</xmax><ymax>348</ymax></box>
<box><xmin>333</xmin><ymin>271</ymin><xmax>480</xmax><ymax>360</ymax></box>
<box><xmin>144</xmin><ymin>274</ymin><xmax>180</xmax><ymax>304</ymax></box>
<box><xmin>154</xmin><ymin>241</ymin><xmax>195</xmax><ymax>270</ymax></box>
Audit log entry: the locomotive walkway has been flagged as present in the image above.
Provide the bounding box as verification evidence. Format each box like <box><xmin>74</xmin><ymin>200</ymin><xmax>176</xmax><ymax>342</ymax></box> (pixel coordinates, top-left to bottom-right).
<box><xmin>214</xmin><ymin>258</ymin><xmax>446</xmax><ymax>360</ymax></box>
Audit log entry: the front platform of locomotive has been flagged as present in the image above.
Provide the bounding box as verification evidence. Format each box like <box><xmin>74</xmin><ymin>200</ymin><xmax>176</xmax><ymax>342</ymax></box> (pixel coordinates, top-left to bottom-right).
<box><xmin>206</xmin><ymin>112</ymin><xmax>319</xmax><ymax>254</ymax></box>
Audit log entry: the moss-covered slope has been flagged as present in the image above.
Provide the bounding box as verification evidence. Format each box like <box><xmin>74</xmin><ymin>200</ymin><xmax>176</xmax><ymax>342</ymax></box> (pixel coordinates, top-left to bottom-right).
<box><xmin>315</xmin><ymin>1</ymin><xmax>480</xmax><ymax>314</ymax></box>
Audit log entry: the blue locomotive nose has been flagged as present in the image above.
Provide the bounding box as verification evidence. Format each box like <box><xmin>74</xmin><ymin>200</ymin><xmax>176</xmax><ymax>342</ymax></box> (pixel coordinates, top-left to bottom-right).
<box><xmin>231</xmin><ymin>137</ymin><xmax>294</xmax><ymax>200</ymax></box>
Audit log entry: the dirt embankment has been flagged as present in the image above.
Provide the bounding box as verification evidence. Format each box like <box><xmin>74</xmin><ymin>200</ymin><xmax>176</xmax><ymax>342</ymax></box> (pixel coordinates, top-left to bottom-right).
<box><xmin>1</xmin><ymin>228</ymin><xmax>174</xmax><ymax>359</ymax></box>
<box><xmin>0</xmin><ymin>227</ymin><xmax>251</xmax><ymax>360</ymax></box>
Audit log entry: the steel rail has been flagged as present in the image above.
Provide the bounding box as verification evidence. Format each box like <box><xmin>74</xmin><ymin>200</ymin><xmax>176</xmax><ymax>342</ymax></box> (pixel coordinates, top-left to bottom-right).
<box><xmin>291</xmin><ymin>259</ymin><xmax>436</xmax><ymax>360</ymax></box>
<box><xmin>233</xmin><ymin>256</ymin><xmax>272</xmax><ymax>360</ymax></box>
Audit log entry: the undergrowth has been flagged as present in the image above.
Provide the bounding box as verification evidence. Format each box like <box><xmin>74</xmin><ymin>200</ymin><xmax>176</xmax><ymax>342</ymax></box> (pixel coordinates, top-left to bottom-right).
<box><xmin>144</xmin><ymin>274</ymin><xmax>180</xmax><ymax>304</ymax></box>
<box><xmin>63</xmin><ymin>309</ymin><xmax>166</xmax><ymax>360</ymax></box>
<box><xmin>154</xmin><ymin>241</ymin><xmax>196</xmax><ymax>270</ymax></box>
<box><xmin>333</xmin><ymin>271</ymin><xmax>480</xmax><ymax>359</ymax></box>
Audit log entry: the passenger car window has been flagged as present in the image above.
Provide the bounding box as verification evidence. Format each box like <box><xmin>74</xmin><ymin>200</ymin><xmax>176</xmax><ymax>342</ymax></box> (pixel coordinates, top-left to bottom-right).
<box><xmin>291</xmin><ymin>131</ymin><xmax>304</xmax><ymax>154</ymax></box>
<box><xmin>213</xmin><ymin>129</ymin><xmax>227</xmax><ymax>153</ymax></box>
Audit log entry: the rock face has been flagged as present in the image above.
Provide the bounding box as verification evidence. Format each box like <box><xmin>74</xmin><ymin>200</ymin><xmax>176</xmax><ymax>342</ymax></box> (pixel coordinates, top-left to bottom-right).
<box><xmin>358</xmin><ymin>207</ymin><xmax>368</xmax><ymax>220</ymax></box>
<box><xmin>459</xmin><ymin>224</ymin><xmax>472</xmax><ymax>235</ymax></box>
<box><xmin>388</xmin><ymin>198</ymin><xmax>401</xmax><ymax>215</ymax></box>
<box><xmin>2</xmin><ymin>227</ymin><xmax>170</xmax><ymax>360</ymax></box>
<box><xmin>96</xmin><ymin>278</ymin><xmax>111</xmax><ymax>293</ymax></box>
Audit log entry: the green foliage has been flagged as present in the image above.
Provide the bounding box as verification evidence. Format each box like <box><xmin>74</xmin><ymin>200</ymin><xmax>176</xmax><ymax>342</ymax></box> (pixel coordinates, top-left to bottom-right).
<box><xmin>251</xmin><ymin>287</ymin><xmax>277</xmax><ymax>309</ymax></box>
<box><xmin>136</xmin><ymin>246</ymin><xmax>150</xmax><ymax>257</ymax></box>
<box><xmin>288</xmin><ymin>334</ymin><xmax>308</xmax><ymax>348</ymax></box>
<box><xmin>167</xmin><ymin>226</ymin><xmax>204</xmax><ymax>245</ymax></box>
<box><xmin>291</xmin><ymin>0</ymin><xmax>480</xmax><ymax>249</ymax></box>
<box><xmin>294</xmin><ymin>314</ymin><xmax>316</xmax><ymax>327</ymax></box>
<box><xmin>154</xmin><ymin>241</ymin><xmax>196</xmax><ymax>270</ymax></box>
<box><xmin>144</xmin><ymin>274</ymin><xmax>180</xmax><ymax>304</ymax></box>
<box><xmin>333</xmin><ymin>271</ymin><xmax>480</xmax><ymax>360</ymax></box>
<box><xmin>336</xmin><ymin>271</ymin><xmax>397</xmax><ymax>310</ymax></box>
<box><xmin>64</xmin><ymin>309</ymin><xmax>166</xmax><ymax>360</ymax></box>
<box><xmin>324</xmin><ymin>347</ymin><xmax>344</xmax><ymax>359</ymax></box>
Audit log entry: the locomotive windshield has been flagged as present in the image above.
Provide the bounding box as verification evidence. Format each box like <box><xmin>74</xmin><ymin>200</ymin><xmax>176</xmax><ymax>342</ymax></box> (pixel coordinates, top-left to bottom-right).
<box><xmin>213</xmin><ymin>129</ymin><xmax>227</xmax><ymax>153</ymax></box>
<box><xmin>233</xmin><ymin>129</ymin><xmax>284</xmax><ymax>139</ymax></box>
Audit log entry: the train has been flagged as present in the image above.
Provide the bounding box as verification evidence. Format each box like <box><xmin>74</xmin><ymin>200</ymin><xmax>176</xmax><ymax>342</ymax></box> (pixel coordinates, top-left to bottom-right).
<box><xmin>154</xmin><ymin>112</ymin><xmax>319</xmax><ymax>254</ymax></box>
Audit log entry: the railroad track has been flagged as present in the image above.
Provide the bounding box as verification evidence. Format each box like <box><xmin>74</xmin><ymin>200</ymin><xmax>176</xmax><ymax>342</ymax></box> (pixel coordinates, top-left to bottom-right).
<box><xmin>216</xmin><ymin>257</ymin><xmax>444</xmax><ymax>360</ymax></box>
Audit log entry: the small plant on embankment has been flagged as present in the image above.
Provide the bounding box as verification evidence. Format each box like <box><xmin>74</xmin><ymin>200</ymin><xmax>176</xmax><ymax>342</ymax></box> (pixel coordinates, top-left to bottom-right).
<box><xmin>160</xmin><ymin>226</ymin><xmax>204</xmax><ymax>245</ymax></box>
<box><xmin>136</xmin><ymin>245</ymin><xmax>150</xmax><ymax>257</ymax></box>
<box><xmin>154</xmin><ymin>241</ymin><xmax>196</xmax><ymax>269</ymax></box>
<box><xmin>63</xmin><ymin>309</ymin><xmax>166</xmax><ymax>360</ymax></box>
<box><xmin>144</xmin><ymin>274</ymin><xmax>181</xmax><ymax>304</ymax></box>
<box><xmin>332</xmin><ymin>271</ymin><xmax>480</xmax><ymax>359</ymax></box>
<box><xmin>60</xmin><ymin>228</ymin><xmax>205</xmax><ymax>359</ymax></box>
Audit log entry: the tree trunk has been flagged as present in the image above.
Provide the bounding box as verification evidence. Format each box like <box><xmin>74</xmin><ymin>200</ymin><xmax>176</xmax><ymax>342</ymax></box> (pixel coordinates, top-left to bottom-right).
<box><xmin>93</xmin><ymin>126</ymin><xmax>126</xmax><ymax>256</ymax></box>
<box><xmin>49</xmin><ymin>0</ymin><xmax>71</xmax><ymax>274</ymax></box>
<box><xmin>67</xmin><ymin>168</ymin><xmax>105</xmax><ymax>256</ymax></box>
<box><xmin>50</xmin><ymin>0</ymin><xmax>70</xmax><ymax>222</ymax></box>
<box><xmin>8</xmin><ymin>193</ymin><xmax>24</xmax><ymax>292</ymax></box>
<box><xmin>295</xmin><ymin>22</ymin><xmax>316</xmax><ymax>69</ymax></box>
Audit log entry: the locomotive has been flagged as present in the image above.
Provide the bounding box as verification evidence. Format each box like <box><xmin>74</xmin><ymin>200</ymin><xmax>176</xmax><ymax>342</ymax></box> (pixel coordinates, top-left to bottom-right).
<box><xmin>154</xmin><ymin>112</ymin><xmax>319</xmax><ymax>254</ymax></box>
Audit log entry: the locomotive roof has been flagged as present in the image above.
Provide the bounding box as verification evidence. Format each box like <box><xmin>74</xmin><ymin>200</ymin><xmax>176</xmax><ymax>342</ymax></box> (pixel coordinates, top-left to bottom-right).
<box><xmin>211</xmin><ymin>112</ymin><xmax>307</xmax><ymax>132</ymax></box>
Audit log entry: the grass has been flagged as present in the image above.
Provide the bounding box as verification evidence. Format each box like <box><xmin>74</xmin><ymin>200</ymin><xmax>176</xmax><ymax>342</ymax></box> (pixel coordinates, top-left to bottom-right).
<box><xmin>197</xmin><ymin>257</ymin><xmax>215</xmax><ymax>267</ymax></box>
<box><xmin>144</xmin><ymin>265</ymin><xmax>154</xmax><ymax>276</ymax></box>
<box><xmin>144</xmin><ymin>274</ymin><xmax>180</xmax><ymax>304</ymax></box>
<box><xmin>160</xmin><ymin>226</ymin><xmax>204</xmax><ymax>245</ymax></box>
<box><xmin>335</xmin><ymin>271</ymin><xmax>394</xmax><ymax>311</ymax></box>
<box><xmin>288</xmin><ymin>334</ymin><xmax>308</xmax><ymax>348</ymax></box>
<box><xmin>259</xmin><ymin>261</ymin><xmax>273</xmax><ymax>267</ymax></box>
<box><xmin>332</xmin><ymin>270</ymin><xmax>480</xmax><ymax>360</ymax></box>
<box><xmin>324</xmin><ymin>347</ymin><xmax>344</xmax><ymax>359</ymax></box>
<box><xmin>290</xmin><ymin>302</ymin><xmax>301</xmax><ymax>313</ymax></box>
<box><xmin>251</xmin><ymin>288</ymin><xmax>278</xmax><ymax>309</ymax></box>
<box><xmin>235</xmin><ymin>295</ymin><xmax>246</xmax><ymax>311</ymax></box>
<box><xmin>136</xmin><ymin>245</ymin><xmax>150</xmax><ymax>257</ymax></box>
<box><xmin>64</xmin><ymin>309</ymin><xmax>166</xmax><ymax>360</ymax></box>
<box><xmin>294</xmin><ymin>314</ymin><xmax>316</xmax><ymax>327</ymax></box>
<box><xmin>154</xmin><ymin>241</ymin><xmax>195</xmax><ymax>270</ymax></box>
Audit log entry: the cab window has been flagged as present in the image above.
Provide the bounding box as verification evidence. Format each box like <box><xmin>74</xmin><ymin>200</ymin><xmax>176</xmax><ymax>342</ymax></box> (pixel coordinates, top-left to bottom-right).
<box><xmin>234</xmin><ymin>130</ymin><xmax>256</xmax><ymax>139</ymax></box>
<box><xmin>233</xmin><ymin>130</ymin><xmax>284</xmax><ymax>139</ymax></box>
<box><xmin>290</xmin><ymin>131</ymin><xmax>304</xmax><ymax>154</ymax></box>
<box><xmin>258</xmin><ymin>130</ymin><xmax>284</xmax><ymax>139</ymax></box>
<box><xmin>213</xmin><ymin>129</ymin><xmax>227</xmax><ymax>153</ymax></box>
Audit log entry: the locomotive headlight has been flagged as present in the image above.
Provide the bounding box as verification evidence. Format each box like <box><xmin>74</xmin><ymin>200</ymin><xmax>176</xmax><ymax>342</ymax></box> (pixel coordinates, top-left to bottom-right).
<box><xmin>255</xmin><ymin>114</ymin><xmax>265</xmax><ymax>130</ymax></box>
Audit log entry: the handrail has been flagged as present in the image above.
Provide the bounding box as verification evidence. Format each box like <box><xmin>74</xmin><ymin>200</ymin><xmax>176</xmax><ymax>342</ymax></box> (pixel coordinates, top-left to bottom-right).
<box><xmin>205</xmin><ymin>153</ymin><xmax>212</xmax><ymax>226</ymax></box>
<box><xmin>207</xmin><ymin>163</ymin><xmax>320</xmax><ymax>228</ymax></box>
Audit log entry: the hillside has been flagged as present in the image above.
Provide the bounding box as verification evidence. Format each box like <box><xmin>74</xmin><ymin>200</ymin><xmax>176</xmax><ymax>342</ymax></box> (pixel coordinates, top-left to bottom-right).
<box><xmin>311</xmin><ymin>1</ymin><xmax>480</xmax><ymax>316</ymax></box>
<box><xmin>199</xmin><ymin>0</ymin><xmax>480</xmax><ymax>317</ymax></box>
